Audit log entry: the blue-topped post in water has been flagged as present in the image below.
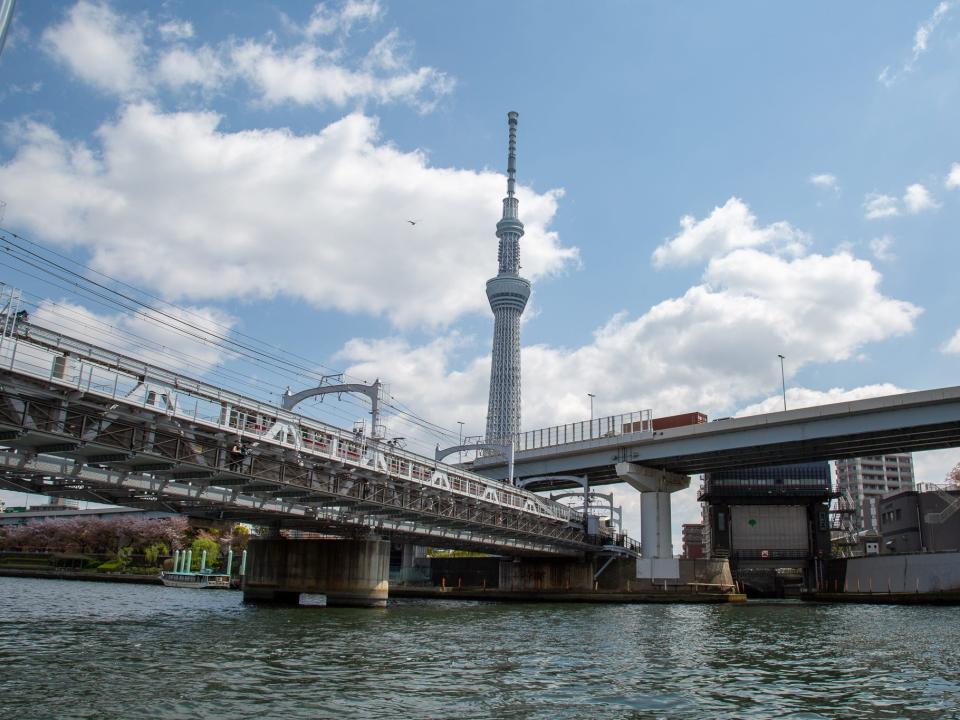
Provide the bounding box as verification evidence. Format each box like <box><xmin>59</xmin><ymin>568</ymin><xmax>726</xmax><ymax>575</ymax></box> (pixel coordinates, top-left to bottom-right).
<box><xmin>240</xmin><ymin>549</ymin><xmax>247</xmax><ymax>578</ymax></box>
<box><xmin>184</xmin><ymin>549</ymin><xmax>193</xmax><ymax>573</ymax></box>
<box><xmin>226</xmin><ymin>548</ymin><xmax>234</xmax><ymax>578</ymax></box>
<box><xmin>199</xmin><ymin>550</ymin><xmax>207</xmax><ymax>574</ymax></box>
<box><xmin>172</xmin><ymin>550</ymin><xmax>181</xmax><ymax>573</ymax></box>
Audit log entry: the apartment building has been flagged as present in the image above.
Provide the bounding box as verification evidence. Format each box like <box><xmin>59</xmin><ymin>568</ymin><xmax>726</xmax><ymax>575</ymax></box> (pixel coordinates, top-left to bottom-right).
<box><xmin>834</xmin><ymin>454</ymin><xmax>915</xmax><ymax>532</ymax></box>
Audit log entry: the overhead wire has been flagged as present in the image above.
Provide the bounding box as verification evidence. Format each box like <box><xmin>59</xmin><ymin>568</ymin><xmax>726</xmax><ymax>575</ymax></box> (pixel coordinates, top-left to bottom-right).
<box><xmin>0</xmin><ymin>228</ymin><xmax>468</xmax><ymax>452</ymax></box>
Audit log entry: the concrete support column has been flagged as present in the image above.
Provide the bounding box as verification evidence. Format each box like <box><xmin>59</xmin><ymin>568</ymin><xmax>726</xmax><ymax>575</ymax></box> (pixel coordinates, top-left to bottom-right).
<box><xmin>640</xmin><ymin>490</ymin><xmax>674</xmax><ymax>559</ymax></box>
<box><xmin>616</xmin><ymin>462</ymin><xmax>689</xmax><ymax>579</ymax></box>
<box><xmin>243</xmin><ymin>537</ymin><xmax>389</xmax><ymax>607</ymax></box>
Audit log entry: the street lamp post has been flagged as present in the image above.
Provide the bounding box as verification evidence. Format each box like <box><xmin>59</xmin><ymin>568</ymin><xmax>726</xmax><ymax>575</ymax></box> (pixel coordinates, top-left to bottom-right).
<box><xmin>587</xmin><ymin>393</ymin><xmax>595</xmax><ymax>420</ymax></box>
<box><xmin>457</xmin><ymin>421</ymin><xmax>464</xmax><ymax>464</ymax></box>
<box><xmin>778</xmin><ymin>354</ymin><xmax>787</xmax><ymax>411</ymax></box>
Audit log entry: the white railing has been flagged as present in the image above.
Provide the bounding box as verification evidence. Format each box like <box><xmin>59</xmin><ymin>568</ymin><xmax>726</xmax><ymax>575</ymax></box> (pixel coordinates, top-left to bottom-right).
<box><xmin>510</xmin><ymin>409</ymin><xmax>652</xmax><ymax>452</ymax></box>
<box><xmin>0</xmin><ymin>325</ymin><xmax>581</xmax><ymax>526</ymax></box>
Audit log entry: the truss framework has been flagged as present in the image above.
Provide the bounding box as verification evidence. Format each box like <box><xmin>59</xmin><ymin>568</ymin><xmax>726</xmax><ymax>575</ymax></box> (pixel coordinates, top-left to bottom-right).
<box><xmin>0</xmin><ymin>330</ymin><xmax>592</xmax><ymax>555</ymax></box>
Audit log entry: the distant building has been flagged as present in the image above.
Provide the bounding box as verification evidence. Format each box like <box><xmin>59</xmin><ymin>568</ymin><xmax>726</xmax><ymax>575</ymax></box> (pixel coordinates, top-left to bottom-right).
<box><xmin>48</xmin><ymin>496</ymin><xmax>81</xmax><ymax>510</ymax></box>
<box><xmin>682</xmin><ymin>523</ymin><xmax>705</xmax><ymax>559</ymax></box>
<box><xmin>835</xmin><ymin>454</ymin><xmax>915</xmax><ymax>532</ymax></box>
<box><xmin>700</xmin><ymin>461</ymin><xmax>833</xmax><ymax>596</ymax></box>
<box><xmin>877</xmin><ymin>487</ymin><xmax>960</xmax><ymax>553</ymax></box>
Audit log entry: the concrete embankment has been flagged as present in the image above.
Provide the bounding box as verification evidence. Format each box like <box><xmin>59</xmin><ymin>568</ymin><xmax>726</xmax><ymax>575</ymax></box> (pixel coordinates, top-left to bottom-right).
<box><xmin>0</xmin><ymin>568</ymin><xmax>749</xmax><ymax>603</ymax></box>
<box><xmin>391</xmin><ymin>585</ymin><xmax>747</xmax><ymax>604</ymax></box>
<box><xmin>814</xmin><ymin>551</ymin><xmax>960</xmax><ymax>603</ymax></box>
<box><xmin>0</xmin><ymin>567</ymin><xmax>162</xmax><ymax>585</ymax></box>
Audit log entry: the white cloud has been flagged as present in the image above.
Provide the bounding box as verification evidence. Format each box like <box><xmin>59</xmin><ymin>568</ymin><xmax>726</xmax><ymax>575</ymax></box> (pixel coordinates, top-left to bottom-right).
<box><xmin>809</xmin><ymin>173</ymin><xmax>838</xmax><ymax>191</ymax></box>
<box><xmin>864</xmin><ymin>184</ymin><xmax>939</xmax><ymax>219</ymax></box>
<box><xmin>879</xmin><ymin>1</ymin><xmax>956</xmax><ymax>86</ymax></box>
<box><xmin>228</xmin><ymin>39</ymin><xmax>453</xmax><ymax>112</ymax></box>
<box><xmin>40</xmin><ymin>1</ymin><xmax>452</xmax><ymax>112</ymax></box>
<box><xmin>944</xmin><ymin>328</ymin><xmax>960</xmax><ymax>354</ymax></box>
<box><xmin>652</xmin><ymin>197</ymin><xmax>807</xmax><ymax>267</ymax></box>
<box><xmin>946</xmin><ymin>162</ymin><xmax>960</xmax><ymax>189</ymax></box>
<box><xmin>41</xmin><ymin>1</ymin><xmax>147</xmax><ymax>97</ymax></box>
<box><xmin>869</xmin><ymin>235</ymin><xmax>896</xmax><ymax>262</ymax></box>
<box><xmin>30</xmin><ymin>300</ymin><xmax>234</xmax><ymax>376</ymax></box>
<box><xmin>903</xmin><ymin>183</ymin><xmax>939</xmax><ymax>213</ymax></box>
<box><xmin>303</xmin><ymin>0</ymin><xmax>384</xmax><ymax>37</ymax></box>
<box><xmin>339</xmin><ymin>249</ymin><xmax>920</xmax><ymax>437</ymax></box>
<box><xmin>735</xmin><ymin>384</ymin><xmax>909</xmax><ymax>417</ymax></box>
<box><xmin>864</xmin><ymin>193</ymin><xmax>900</xmax><ymax>219</ymax></box>
<box><xmin>156</xmin><ymin>46</ymin><xmax>226</xmax><ymax>91</ymax></box>
<box><xmin>158</xmin><ymin>20</ymin><xmax>194</xmax><ymax>42</ymax></box>
<box><xmin>914</xmin><ymin>1</ymin><xmax>954</xmax><ymax>56</ymax></box>
<box><xmin>0</xmin><ymin>105</ymin><xmax>575</xmax><ymax>328</ymax></box>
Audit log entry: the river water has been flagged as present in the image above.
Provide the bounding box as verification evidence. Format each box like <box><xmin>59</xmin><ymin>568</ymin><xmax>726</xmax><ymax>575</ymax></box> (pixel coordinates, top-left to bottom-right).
<box><xmin>1</xmin><ymin>577</ymin><xmax>958</xmax><ymax>719</ymax></box>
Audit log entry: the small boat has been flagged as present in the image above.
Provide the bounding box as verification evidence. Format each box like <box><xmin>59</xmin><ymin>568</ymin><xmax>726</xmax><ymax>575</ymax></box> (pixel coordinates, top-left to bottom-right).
<box><xmin>160</xmin><ymin>570</ymin><xmax>231</xmax><ymax>589</ymax></box>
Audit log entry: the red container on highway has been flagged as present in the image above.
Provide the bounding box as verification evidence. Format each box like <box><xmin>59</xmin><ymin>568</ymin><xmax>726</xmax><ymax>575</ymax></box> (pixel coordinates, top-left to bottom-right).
<box><xmin>651</xmin><ymin>411</ymin><xmax>708</xmax><ymax>431</ymax></box>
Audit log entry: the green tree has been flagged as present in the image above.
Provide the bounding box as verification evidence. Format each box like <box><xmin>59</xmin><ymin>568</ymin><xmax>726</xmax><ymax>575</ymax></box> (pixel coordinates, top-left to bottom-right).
<box><xmin>190</xmin><ymin>533</ymin><xmax>220</xmax><ymax>571</ymax></box>
<box><xmin>143</xmin><ymin>541</ymin><xmax>169</xmax><ymax>568</ymax></box>
<box><xmin>230</xmin><ymin>523</ymin><xmax>251</xmax><ymax>551</ymax></box>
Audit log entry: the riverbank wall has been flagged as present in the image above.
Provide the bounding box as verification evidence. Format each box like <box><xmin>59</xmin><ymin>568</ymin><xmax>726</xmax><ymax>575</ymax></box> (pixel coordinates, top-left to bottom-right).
<box><xmin>805</xmin><ymin>550</ymin><xmax>960</xmax><ymax>604</ymax></box>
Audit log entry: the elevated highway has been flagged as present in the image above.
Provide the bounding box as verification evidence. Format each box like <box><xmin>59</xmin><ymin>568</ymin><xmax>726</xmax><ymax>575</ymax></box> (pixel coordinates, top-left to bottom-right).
<box><xmin>471</xmin><ymin>388</ymin><xmax>960</xmax><ymax>489</ymax></box>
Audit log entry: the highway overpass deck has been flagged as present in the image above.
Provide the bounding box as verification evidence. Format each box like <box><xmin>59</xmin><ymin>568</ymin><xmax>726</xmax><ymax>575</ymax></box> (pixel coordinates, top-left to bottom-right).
<box><xmin>471</xmin><ymin>386</ymin><xmax>960</xmax><ymax>489</ymax></box>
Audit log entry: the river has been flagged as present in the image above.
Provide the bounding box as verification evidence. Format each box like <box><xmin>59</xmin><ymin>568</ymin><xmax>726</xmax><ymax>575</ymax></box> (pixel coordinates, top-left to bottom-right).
<box><xmin>1</xmin><ymin>577</ymin><xmax>958</xmax><ymax>719</ymax></box>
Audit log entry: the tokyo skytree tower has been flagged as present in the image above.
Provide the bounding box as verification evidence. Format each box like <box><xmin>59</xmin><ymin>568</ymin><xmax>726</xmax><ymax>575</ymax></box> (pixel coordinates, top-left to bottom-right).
<box><xmin>484</xmin><ymin>112</ymin><xmax>530</xmax><ymax>443</ymax></box>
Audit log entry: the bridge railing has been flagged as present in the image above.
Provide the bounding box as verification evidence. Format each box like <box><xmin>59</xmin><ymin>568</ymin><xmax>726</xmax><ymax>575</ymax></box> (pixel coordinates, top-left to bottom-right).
<box><xmin>510</xmin><ymin>409</ymin><xmax>653</xmax><ymax>452</ymax></box>
<box><xmin>0</xmin><ymin>327</ymin><xmax>583</xmax><ymax>527</ymax></box>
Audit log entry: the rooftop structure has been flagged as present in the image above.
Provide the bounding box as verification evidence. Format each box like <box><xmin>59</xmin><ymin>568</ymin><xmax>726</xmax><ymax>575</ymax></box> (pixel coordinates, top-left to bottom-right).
<box><xmin>877</xmin><ymin>485</ymin><xmax>960</xmax><ymax>553</ymax></box>
<box><xmin>484</xmin><ymin>111</ymin><xmax>530</xmax><ymax>444</ymax></box>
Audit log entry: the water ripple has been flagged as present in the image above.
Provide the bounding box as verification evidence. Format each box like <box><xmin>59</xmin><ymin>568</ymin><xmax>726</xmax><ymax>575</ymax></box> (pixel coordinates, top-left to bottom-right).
<box><xmin>2</xmin><ymin>580</ymin><xmax>959</xmax><ymax>719</ymax></box>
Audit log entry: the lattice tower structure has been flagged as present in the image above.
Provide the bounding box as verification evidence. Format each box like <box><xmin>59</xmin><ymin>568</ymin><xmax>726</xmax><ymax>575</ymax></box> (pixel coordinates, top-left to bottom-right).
<box><xmin>485</xmin><ymin>111</ymin><xmax>531</xmax><ymax>444</ymax></box>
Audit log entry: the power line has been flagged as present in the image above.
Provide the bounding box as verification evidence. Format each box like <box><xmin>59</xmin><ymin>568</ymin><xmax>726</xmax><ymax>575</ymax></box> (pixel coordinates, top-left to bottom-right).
<box><xmin>0</xmin><ymin>227</ymin><xmax>468</xmax><ymax>450</ymax></box>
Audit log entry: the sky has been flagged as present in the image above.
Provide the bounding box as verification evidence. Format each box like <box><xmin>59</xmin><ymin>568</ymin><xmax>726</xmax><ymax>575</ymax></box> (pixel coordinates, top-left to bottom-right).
<box><xmin>0</xmin><ymin>1</ymin><xmax>958</xmax><ymax>547</ymax></box>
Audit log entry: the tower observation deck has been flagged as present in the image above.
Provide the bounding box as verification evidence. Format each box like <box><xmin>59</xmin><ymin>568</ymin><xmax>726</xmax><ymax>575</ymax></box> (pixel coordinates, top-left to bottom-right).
<box><xmin>485</xmin><ymin>111</ymin><xmax>531</xmax><ymax>443</ymax></box>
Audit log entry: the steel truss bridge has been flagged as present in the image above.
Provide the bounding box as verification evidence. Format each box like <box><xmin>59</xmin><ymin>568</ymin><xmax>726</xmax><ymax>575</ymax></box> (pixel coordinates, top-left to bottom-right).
<box><xmin>0</xmin><ymin>324</ymin><xmax>597</xmax><ymax>557</ymax></box>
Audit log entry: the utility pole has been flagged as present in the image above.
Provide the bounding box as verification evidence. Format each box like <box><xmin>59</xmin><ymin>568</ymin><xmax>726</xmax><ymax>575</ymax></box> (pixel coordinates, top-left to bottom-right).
<box><xmin>457</xmin><ymin>421</ymin><xmax>464</xmax><ymax>464</ymax></box>
<box><xmin>778</xmin><ymin>354</ymin><xmax>787</xmax><ymax>411</ymax></box>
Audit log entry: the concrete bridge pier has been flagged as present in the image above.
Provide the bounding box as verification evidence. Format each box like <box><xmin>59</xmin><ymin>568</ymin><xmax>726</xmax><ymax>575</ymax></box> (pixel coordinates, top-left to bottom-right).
<box><xmin>243</xmin><ymin>536</ymin><xmax>389</xmax><ymax>607</ymax></box>
<box><xmin>616</xmin><ymin>462</ymin><xmax>690</xmax><ymax>578</ymax></box>
<box><xmin>640</xmin><ymin>490</ymin><xmax>674</xmax><ymax>559</ymax></box>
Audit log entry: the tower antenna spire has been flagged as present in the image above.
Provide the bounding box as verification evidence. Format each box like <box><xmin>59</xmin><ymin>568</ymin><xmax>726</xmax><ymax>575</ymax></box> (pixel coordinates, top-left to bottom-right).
<box><xmin>506</xmin><ymin>110</ymin><xmax>518</xmax><ymax>198</ymax></box>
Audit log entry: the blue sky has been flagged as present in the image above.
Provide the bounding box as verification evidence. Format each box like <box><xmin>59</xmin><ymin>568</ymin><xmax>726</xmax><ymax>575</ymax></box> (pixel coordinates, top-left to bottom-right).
<box><xmin>0</xmin><ymin>1</ymin><xmax>958</xmax><ymax>542</ymax></box>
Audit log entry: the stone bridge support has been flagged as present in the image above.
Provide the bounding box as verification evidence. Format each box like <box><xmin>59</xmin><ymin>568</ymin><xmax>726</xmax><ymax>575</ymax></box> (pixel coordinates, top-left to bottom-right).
<box><xmin>243</xmin><ymin>537</ymin><xmax>389</xmax><ymax>607</ymax></box>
